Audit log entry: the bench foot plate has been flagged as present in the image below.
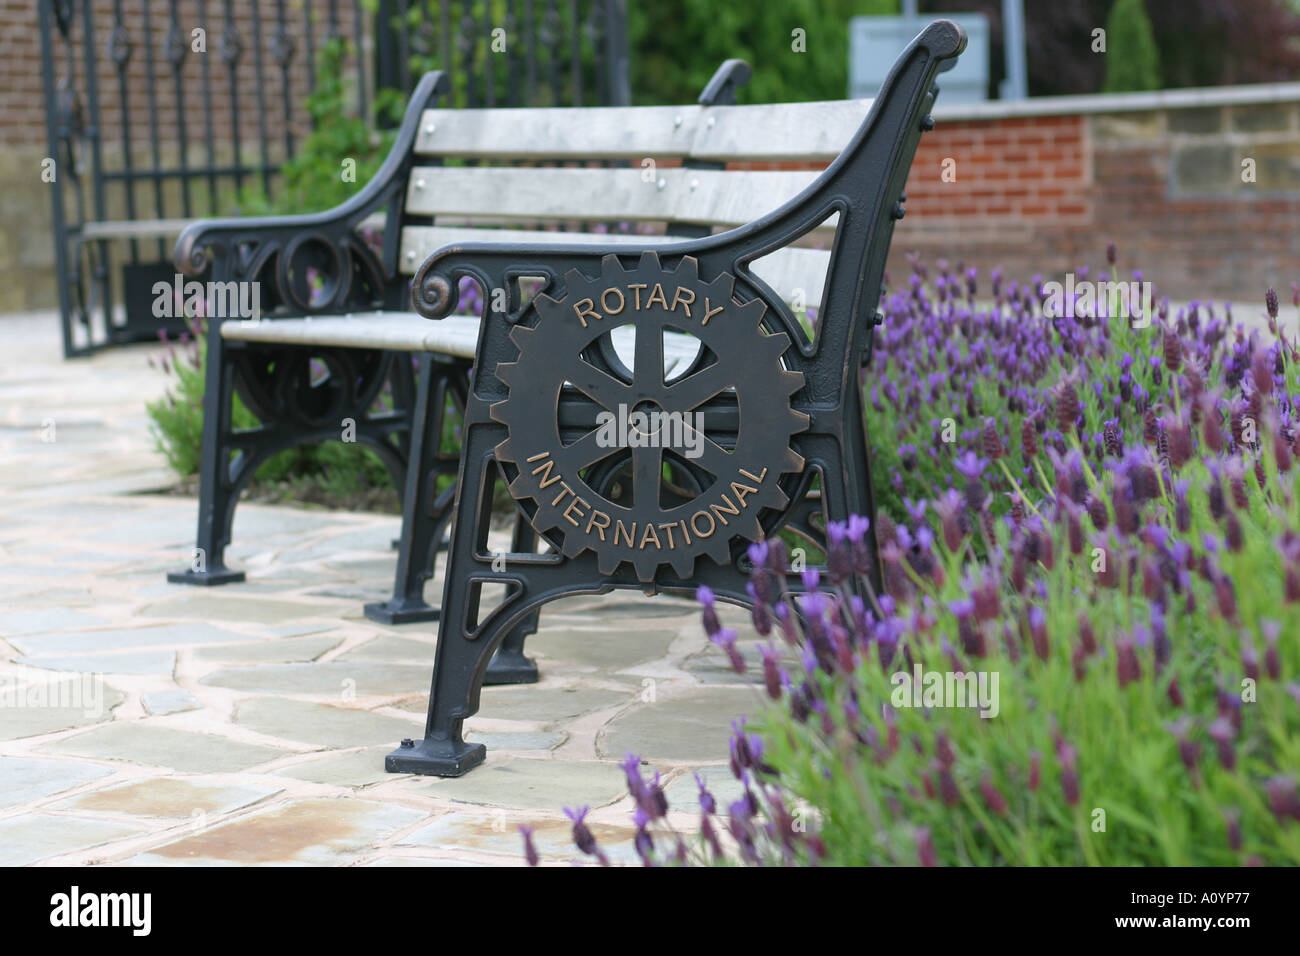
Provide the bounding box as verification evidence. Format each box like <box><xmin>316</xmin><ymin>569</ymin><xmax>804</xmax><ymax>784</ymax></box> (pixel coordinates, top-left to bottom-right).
<box><xmin>386</xmin><ymin>736</ymin><xmax>486</xmax><ymax>777</ymax></box>
<box><xmin>485</xmin><ymin>649</ymin><xmax>539</xmax><ymax>685</ymax></box>
<box><xmin>363</xmin><ymin>599</ymin><xmax>440</xmax><ymax>625</ymax></box>
<box><xmin>166</xmin><ymin>568</ymin><xmax>246</xmax><ymax>587</ymax></box>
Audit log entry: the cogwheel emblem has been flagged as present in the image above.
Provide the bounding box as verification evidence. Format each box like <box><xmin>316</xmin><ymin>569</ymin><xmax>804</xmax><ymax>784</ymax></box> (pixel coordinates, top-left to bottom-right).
<box><xmin>492</xmin><ymin>251</ymin><xmax>808</xmax><ymax>581</ymax></box>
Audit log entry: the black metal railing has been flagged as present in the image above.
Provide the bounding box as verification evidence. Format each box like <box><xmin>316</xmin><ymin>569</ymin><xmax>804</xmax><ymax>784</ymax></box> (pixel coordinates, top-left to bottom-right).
<box><xmin>39</xmin><ymin>0</ymin><xmax>628</xmax><ymax>357</ymax></box>
<box><xmin>375</xmin><ymin>0</ymin><xmax>630</xmax><ymax>111</ymax></box>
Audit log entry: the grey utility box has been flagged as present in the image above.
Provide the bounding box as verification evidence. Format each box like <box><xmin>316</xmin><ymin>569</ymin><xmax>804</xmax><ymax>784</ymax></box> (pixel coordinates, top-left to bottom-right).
<box><xmin>849</xmin><ymin>14</ymin><xmax>990</xmax><ymax>103</ymax></box>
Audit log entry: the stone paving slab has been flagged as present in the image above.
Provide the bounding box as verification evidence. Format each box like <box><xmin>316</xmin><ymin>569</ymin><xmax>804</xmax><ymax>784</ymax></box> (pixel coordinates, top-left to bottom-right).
<box><xmin>12</xmin><ymin>622</ymin><xmax>260</xmax><ymax>656</ymax></box>
<box><xmin>398</xmin><ymin>812</ymin><xmax>641</xmax><ymax>865</ymax></box>
<box><xmin>127</xmin><ymin>798</ymin><xmax>427</xmax><ymax>866</ymax></box>
<box><xmin>17</xmin><ymin>649</ymin><xmax>177</xmax><ymax>676</ymax></box>
<box><xmin>0</xmin><ymin>312</ymin><xmax>764</xmax><ymax>866</ymax></box>
<box><xmin>0</xmin><ymin>756</ymin><xmax>115</xmax><ymax>809</ymax></box>
<box><xmin>0</xmin><ymin>608</ymin><xmax>111</xmax><ymax>636</ymax></box>
<box><xmin>193</xmin><ymin>633</ymin><xmax>343</xmax><ymax>664</ymax></box>
<box><xmin>601</xmin><ymin>687</ymin><xmax>760</xmax><ymax>762</ymax></box>
<box><xmin>271</xmin><ymin>746</ymin><xmax>397</xmax><ymax>788</ymax></box>
<box><xmin>401</xmin><ymin>757</ymin><xmax>631</xmax><ymax>811</ymax></box>
<box><xmin>0</xmin><ymin>682</ymin><xmax>127</xmax><ymax>740</ymax></box>
<box><xmin>49</xmin><ymin>777</ymin><xmax>281</xmax><ymax>820</ymax></box>
<box><xmin>142</xmin><ymin>689</ymin><xmax>200</xmax><ymax>716</ymax></box>
<box><xmin>337</xmin><ymin>634</ymin><xmax>435</xmax><ymax>662</ymax></box>
<box><xmin>42</xmin><ymin>723</ymin><xmax>288</xmax><ymax>774</ymax></box>
<box><xmin>203</xmin><ymin>660</ymin><xmax>434</xmax><ymax>697</ymax></box>
<box><xmin>0</xmin><ymin>813</ymin><xmax>147</xmax><ymax>866</ymax></box>
<box><xmin>233</xmin><ymin>698</ymin><xmax>420</xmax><ymax>750</ymax></box>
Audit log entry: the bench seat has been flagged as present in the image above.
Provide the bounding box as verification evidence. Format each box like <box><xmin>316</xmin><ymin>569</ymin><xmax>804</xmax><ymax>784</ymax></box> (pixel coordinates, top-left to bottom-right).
<box><xmin>221</xmin><ymin>313</ymin><xmax>483</xmax><ymax>358</ymax></box>
<box><xmin>80</xmin><ymin>219</ymin><xmax>195</xmax><ymax>241</ymax></box>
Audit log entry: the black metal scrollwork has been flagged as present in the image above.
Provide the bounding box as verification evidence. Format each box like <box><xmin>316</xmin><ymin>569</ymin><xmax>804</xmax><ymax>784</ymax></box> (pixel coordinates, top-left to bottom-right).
<box><xmin>220</xmin><ymin>26</ymin><xmax>242</xmax><ymax>65</ymax></box>
<box><xmin>270</xmin><ymin>28</ymin><xmax>296</xmax><ymax>68</ymax></box>
<box><xmin>233</xmin><ymin>348</ymin><xmax>392</xmax><ymax>431</ymax></box>
<box><xmin>107</xmin><ymin>25</ymin><xmax>132</xmax><ymax>66</ymax></box>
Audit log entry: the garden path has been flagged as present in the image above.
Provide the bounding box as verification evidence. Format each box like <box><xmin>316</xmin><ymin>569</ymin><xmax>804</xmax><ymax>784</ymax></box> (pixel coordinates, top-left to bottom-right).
<box><xmin>0</xmin><ymin>310</ymin><xmax>755</xmax><ymax>866</ymax></box>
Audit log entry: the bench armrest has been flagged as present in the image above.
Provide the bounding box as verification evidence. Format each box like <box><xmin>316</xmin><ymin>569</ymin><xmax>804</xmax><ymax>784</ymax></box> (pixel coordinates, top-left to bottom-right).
<box><xmin>412</xmin><ymin>19</ymin><xmax>965</xmax><ymax>376</ymax></box>
<box><xmin>174</xmin><ymin>71</ymin><xmax>450</xmax><ymax>287</ymax></box>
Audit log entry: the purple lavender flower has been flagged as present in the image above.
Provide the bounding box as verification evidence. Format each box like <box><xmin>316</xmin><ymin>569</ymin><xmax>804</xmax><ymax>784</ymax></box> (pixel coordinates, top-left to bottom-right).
<box><xmin>1167</xmin><ymin>718</ymin><xmax>1200</xmax><ymax>780</ymax></box>
<box><xmin>697</xmin><ymin>585</ymin><xmax>720</xmax><ymax>637</ymax></box>
<box><xmin>520</xmin><ymin>825</ymin><xmax>540</xmax><ymax>867</ymax></box>
<box><xmin>954</xmin><ymin>451</ymin><xmax>989</xmax><ymax>512</ymax></box>
<box><xmin>563</xmin><ymin>806</ymin><xmax>609</xmax><ymax>865</ymax></box>
<box><xmin>758</xmin><ymin>642</ymin><xmax>783</xmax><ymax>700</ymax></box>
<box><xmin>825</xmin><ymin>520</ymin><xmax>853</xmax><ymax>584</ymax></box>
<box><xmin>695</xmin><ymin>773</ymin><xmax>717</xmax><ymax>815</ymax></box>
<box><xmin>1115</xmin><ymin>631</ymin><xmax>1141</xmax><ymax>686</ymax></box>
<box><xmin>1265</xmin><ymin>776</ymin><xmax>1300</xmax><ymax>822</ymax></box>
<box><xmin>1207</xmin><ymin>717</ymin><xmax>1237</xmax><ymax>770</ymax></box>
<box><xmin>1028</xmin><ymin>605</ymin><xmax>1049</xmax><ymax>661</ymax></box>
<box><xmin>980</xmin><ymin>771</ymin><xmax>1008</xmax><ymax>815</ymax></box>
<box><xmin>915</xmin><ymin>827</ymin><xmax>938</xmax><ymax>867</ymax></box>
<box><xmin>711</xmin><ymin>627</ymin><xmax>746</xmax><ymax>674</ymax></box>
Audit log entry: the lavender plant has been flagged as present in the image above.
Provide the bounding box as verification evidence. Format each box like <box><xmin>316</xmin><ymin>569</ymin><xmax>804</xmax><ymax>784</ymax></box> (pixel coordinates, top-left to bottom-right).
<box><xmin>537</xmin><ymin>250</ymin><xmax>1300</xmax><ymax>866</ymax></box>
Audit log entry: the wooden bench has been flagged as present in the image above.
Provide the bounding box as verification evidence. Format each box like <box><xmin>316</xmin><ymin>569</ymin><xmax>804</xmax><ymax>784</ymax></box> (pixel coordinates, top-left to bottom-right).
<box><xmin>385</xmin><ymin>20</ymin><xmax>967</xmax><ymax>775</ymax></box>
<box><xmin>163</xmin><ymin>62</ymin><xmax>749</xmax><ymax>646</ymax></box>
<box><xmin>162</xmin><ymin>53</ymin><xmax>887</xmax><ymax>681</ymax></box>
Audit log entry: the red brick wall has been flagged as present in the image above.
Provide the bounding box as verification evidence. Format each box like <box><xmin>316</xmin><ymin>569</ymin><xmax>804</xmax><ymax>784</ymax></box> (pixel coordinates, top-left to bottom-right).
<box><xmin>892</xmin><ymin>102</ymin><xmax>1300</xmax><ymax>304</ymax></box>
<box><xmin>0</xmin><ymin>1</ymin><xmax>47</xmax><ymax>148</ymax></box>
<box><xmin>905</xmin><ymin>115</ymin><xmax>1092</xmax><ymax>224</ymax></box>
<box><xmin>726</xmin><ymin>98</ymin><xmax>1298</xmax><ymax>304</ymax></box>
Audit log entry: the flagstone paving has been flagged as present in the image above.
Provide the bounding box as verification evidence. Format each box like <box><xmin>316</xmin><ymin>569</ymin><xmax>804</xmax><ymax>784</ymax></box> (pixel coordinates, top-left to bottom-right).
<box><xmin>0</xmin><ymin>310</ymin><xmax>762</xmax><ymax>866</ymax></box>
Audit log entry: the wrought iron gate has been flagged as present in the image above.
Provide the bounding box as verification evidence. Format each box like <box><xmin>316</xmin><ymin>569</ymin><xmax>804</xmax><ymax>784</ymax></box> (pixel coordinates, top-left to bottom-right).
<box><xmin>39</xmin><ymin>0</ymin><xmax>629</xmax><ymax>357</ymax></box>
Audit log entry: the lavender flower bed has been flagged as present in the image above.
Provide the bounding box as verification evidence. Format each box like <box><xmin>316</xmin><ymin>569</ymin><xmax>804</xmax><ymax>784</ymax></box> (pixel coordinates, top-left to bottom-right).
<box><xmin>537</xmin><ymin>247</ymin><xmax>1300</xmax><ymax>866</ymax></box>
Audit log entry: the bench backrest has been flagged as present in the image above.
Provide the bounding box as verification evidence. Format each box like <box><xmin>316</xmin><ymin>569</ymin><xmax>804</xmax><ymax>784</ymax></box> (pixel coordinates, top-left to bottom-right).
<box><xmin>176</xmin><ymin>32</ymin><xmax>947</xmax><ymax>331</ymax></box>
<box><xmin>176</xmin><ymin>62</ymin><xmax>857</xmax><ymax>321</ymax></box>
<box><xmin>393</xmin><ymin>89</ymin><xmax>886</xmax><ymax>317</ymax></box>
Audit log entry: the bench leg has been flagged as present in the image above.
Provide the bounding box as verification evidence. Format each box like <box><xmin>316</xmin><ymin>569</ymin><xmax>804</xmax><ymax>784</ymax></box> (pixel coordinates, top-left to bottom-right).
<box><xmin>365</xmin><ymin>356</ymin><xmax>457</xmax><ymax>624</ymax></box>
<box><xmin>484</xmin><ymin>513</ymin><xmax>540</xmax><ymax>685</ymax></box>
<box><xmin>167</xmin><ymin>333</ymin><xmax>245</xmax><ymax>586</ymax></box>
<box><xmin>387</xmin><ymin>444</ymin><xmax>517</xmax><ymax>776</ymax></box>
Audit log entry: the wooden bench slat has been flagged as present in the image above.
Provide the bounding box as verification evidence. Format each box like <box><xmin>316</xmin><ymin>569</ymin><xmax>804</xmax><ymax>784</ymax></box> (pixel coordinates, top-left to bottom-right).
<box><xmin>399</xmin><ymin>225</ymin><xmax>829</xmax><ymax>311</ymax></box>
<box><xmin>406</xmin><ymin>166</ymin><xmax>823</xmax><ymax>228</ymax></box>
<box><xmin>688</xmin><ymin>100</ymin><xmax>872</xmax><ymax>163</ymax></box>
<box><xmin>83</xmin><ymin>219</ymin><xmax>196</xmax><ymax>241</ymax></box>
<box><xmin>221</xmin><ymin>314</ymin><xmax>483</xmax><ymax>357</ymax></box>
<box><xmin>398</xmin><ymin>225</ymin><xmax>664</xmax><ymax>275</ymax></box>
<box><xmin>415</xmin><ymin>99</ymin><xmax>871</xmax><ymax>164</ymax></box>
<box><xmin>416</xmin><ymin>106</ymin><xmax>702</xmax><ymax>160</ymax></box>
